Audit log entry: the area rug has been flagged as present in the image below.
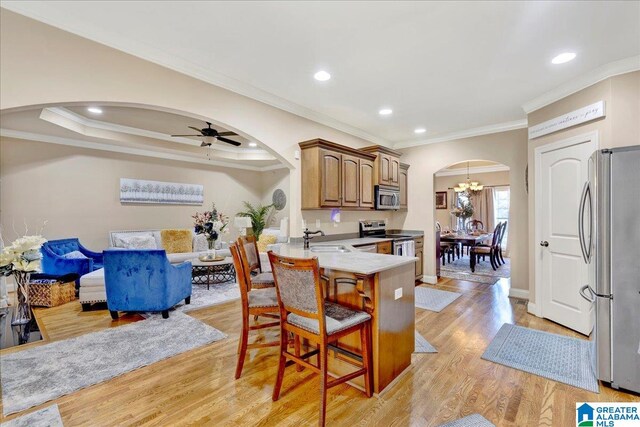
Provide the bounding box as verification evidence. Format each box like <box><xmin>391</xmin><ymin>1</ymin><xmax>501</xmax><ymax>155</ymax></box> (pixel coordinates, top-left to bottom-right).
<box><xmin>143</xmin><ymin>281</ymin><xmax>240</xmax><ymax>318</ymax></box>
<box><xmin>438</xmin><ymin>414</ymin><xmax>495</xmax><ymax>427</ymax></box>
<box><xmin>1</xmin><ymin>404</ymin><xmax>63</xmax><ymax>427</ymax></box>
<box><xmin>414</xmin><ymin>330</ymin><xmax>437</xmax><ymax>353</ymax></box>
<box><xmin>1</xmin><ymin>312</ymin><xmax>226</xmax><ymax>415</ymax></box>
<box><xmin>440</xmin><ymin>254</ymin><xmax>509</xmax><ymax>284</ymax></box>
<box><xmin>415</xmin><ymin>286</ymin><xmax>461</xmax><ymax>312</ymax></box>
<box><xmin>482</xmin><ymin>323</ymin><xmax>598</xmax><ymax>393</ymax></box>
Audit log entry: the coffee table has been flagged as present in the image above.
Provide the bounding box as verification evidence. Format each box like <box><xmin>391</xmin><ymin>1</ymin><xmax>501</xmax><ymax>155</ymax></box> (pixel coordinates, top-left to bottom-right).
<box><xmin>190</xmin><ymin>257</ymin><xmax>236</xmax><ymax>289</ymax></box>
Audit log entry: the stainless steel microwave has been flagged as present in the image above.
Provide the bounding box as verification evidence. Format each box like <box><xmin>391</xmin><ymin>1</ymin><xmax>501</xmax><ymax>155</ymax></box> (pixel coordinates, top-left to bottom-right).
<box><xmin>375</xmin><ymin>186</ymin><xmax>400</xmax><ymax>210</ymax></box>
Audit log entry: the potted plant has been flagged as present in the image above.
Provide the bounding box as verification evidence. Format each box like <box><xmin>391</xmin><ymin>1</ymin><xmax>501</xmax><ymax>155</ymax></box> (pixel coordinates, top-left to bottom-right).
<box><xmin>237</xmin><ymin>202</ymin><xmax>274</xmax><ymax>239</ymax></box>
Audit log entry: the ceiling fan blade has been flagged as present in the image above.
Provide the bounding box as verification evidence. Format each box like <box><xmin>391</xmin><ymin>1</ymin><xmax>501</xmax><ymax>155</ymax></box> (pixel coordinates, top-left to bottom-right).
<box><xmin>188</xmin><ymin>126</ymin><xmax>204</xmax><ymax>133</ymax></box>
<box><xmin>171</xmin><ymin>134</ymin><xmax>202</xmax><ymax>137</ymax></box>
<box><xmin>216</xmin><ymin>136</ymin><xmax>242</xmax><ymax>147</ymax></box>
<box><xmin>217</xmin><ymin>131</ymin><xmax>238</xmax><ymax>137</ymax></box>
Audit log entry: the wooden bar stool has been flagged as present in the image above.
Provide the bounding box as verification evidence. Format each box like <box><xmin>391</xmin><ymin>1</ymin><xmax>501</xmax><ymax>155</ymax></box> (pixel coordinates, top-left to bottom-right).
<box><xmin>237</xmin><ymin>236</ymin><xmax>275</xmax><ymax>289</ymax></box>
<box><xmin>229</xmin><ymin>243</ymin><xmax>281</xmax><ymax>379</ymax></box>
<box><xmin>268</xmin><ymin>251</ymin><xmax>373</xmax><ymax>427</ymax></box>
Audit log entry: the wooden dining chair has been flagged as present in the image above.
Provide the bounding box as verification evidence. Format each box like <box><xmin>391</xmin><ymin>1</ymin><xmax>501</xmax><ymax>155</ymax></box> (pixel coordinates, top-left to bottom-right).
<box><xmin>268</xmin><ymin>251</ymin><xmax>373</xmax><ymax>427</ymax></box>
<box><xmin>230</xmin><ymin>243</ymin><xmax>281</xmax><ymax>379</ymax></box>
<box><xmin>470</xmin><ymin>222</ymin><xmax>502</xmax><ymax>271</ymax></box>
<box><xmin>237</xmin><ymin>235</ymin><xmax>275</xmax><ymax>289</ymax></box>
<box><xmin>497</xmin><ymin>221</ymin><xmax>507</xmax><ymax>265</ymax></box>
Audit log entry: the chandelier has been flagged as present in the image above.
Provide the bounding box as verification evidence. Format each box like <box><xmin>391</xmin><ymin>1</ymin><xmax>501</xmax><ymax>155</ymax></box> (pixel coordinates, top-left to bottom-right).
<box><xmin>454</xmin><ymin>162</ymin><xmax>484</xmax><ymax>195</ymax></box>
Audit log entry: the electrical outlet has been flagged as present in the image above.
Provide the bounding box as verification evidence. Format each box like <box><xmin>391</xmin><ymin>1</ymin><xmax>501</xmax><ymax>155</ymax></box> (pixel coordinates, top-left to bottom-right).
<box><xmin>394</xmin><ymin>288</ymin><xmax>402</xmax><ymax>300</ymax></box>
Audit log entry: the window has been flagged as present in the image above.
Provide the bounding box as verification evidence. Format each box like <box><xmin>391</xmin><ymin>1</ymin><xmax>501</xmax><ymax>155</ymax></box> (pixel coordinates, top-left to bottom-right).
<box><xmin>494</xmin><ymin>186</ymin><xmax>510</xmax><ymax>249</ymax></box>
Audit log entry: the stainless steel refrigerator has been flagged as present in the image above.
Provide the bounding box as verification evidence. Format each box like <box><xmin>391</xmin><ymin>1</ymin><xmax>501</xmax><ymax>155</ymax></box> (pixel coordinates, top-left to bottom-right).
<box><xmin>578</xmin><ymin>145</ymin><xmax>640</xmax><ymax>394</ymax></box>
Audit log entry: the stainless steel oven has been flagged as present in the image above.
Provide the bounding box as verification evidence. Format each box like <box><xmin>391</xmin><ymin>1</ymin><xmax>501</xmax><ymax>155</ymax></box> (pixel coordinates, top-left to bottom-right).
<box><xmin>375</xmin><ymin>186</ymin><xmax>400</xmax><ymax>210</ymax></box>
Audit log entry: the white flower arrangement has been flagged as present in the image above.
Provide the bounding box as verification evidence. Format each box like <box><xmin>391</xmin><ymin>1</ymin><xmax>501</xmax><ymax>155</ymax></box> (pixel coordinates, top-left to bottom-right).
<box><xmin>0</xmin><ymin>235</ymin><xmax>47</xmax><ymax>276</ymax></box>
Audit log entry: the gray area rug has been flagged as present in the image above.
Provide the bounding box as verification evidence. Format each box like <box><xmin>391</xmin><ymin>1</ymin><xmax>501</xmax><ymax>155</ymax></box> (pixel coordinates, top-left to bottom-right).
<box><xmin>415</xmin><ymin>286</ymin><xmax>461</xmax><ymax>312</ymax></box>
<box><xmin>482</xmin><ymin>323</ymin><xmax>598</xmax><ymax>393</ymax></box>
<box><xmin>441</xmin><ymin>254</ymin><xmax>509</xmax><ymax>284</ymax></box>
<box><xmin>438</xmin><ymin>414</ymin><xmax>495</xmax><ymax>427</ymax></box>
<box><xmin>1</xmin><ymin>404</ymin><xmax>63</xmax><ymax>427</ymax></box>
<box><xmin>1</xmin><ymin>312</ymin><xmax>226</xmax><ymax>415</ymax></box>
<box><xmin>414</xmin><ymin>330</ymin><xmax>437</xmax><ymax>353</ymax></box>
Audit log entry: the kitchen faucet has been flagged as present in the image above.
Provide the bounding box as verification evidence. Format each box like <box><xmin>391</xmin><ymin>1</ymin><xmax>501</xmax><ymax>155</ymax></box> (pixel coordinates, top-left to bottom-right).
<box><xmin>303</xmin><ymin>228</ymin><xmax>325</xmax><ymax>249</ymax></box>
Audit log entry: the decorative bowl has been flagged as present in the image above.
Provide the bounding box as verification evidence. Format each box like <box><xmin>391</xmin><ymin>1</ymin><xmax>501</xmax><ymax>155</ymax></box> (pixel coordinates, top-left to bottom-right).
<box><xmin>198</xmin><ymin>255</ymin><xmax>225</xmax><ymax>262</ymax></box>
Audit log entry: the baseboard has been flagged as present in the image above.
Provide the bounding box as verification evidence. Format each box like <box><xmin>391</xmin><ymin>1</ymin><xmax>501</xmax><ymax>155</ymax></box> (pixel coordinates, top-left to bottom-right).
<box><xmin>508</xmin><ymin>288</ymin><xmax>529</xmax><ymax>300</ymax></box>
<box><xmin>527</xmin><ymin>302</ymin><xmax>542</xmax><ymax>317</ymax></box>
<box><xmin>422</xmin><ymin>275</ymin><xmax>438</xmax><ymax>284</ymax></box>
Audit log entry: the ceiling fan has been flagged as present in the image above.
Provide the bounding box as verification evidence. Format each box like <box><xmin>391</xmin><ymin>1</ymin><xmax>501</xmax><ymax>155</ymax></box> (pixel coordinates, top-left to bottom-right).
<box><xmin>171</xmin><ymin>122</ymin><xmax>241</xmax><ymax>147</ymax></box>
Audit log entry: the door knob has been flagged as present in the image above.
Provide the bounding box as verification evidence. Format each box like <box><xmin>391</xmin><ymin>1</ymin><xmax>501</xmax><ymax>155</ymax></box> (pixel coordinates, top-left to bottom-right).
<box><xmin>540</xmin><ymin>241</ymin><xmax>549</xmax><ymax>247</ymax></box>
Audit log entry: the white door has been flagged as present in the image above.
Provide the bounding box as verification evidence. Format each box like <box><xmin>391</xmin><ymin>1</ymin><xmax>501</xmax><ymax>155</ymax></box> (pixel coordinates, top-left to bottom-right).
<box><xmin>539</xmin><ymin>134</ymin><xmax>597</xmax><ymax>335</ymax></box>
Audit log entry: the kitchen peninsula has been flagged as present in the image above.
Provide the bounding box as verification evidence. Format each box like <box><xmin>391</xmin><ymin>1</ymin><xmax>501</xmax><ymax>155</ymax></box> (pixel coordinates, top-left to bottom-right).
<box><xmin>272</xmin><ymin>241</ymin><xmax>417</xmax><ymax>393</ymax></box>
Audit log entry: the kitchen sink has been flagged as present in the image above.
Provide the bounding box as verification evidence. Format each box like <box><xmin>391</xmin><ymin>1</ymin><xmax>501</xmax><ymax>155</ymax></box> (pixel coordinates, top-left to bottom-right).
<box><xmin>309</xmin><ymin>245</ymin><xmax>350</xmax><ymax>253</ymax></box>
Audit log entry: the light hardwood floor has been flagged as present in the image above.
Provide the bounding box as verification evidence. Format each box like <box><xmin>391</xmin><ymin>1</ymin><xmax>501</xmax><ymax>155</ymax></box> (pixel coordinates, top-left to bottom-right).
<box><xmin>1</xmin><ymin>278</ymin><xmax>637</xmax><ymax>426</ymax></box>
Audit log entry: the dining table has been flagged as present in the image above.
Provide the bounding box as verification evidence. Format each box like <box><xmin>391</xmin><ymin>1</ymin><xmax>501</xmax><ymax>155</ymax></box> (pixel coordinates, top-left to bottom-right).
<box><xmin>440</xmin><ymin>232</ymin><xmax>492</xmax><ymax>270</ymax></box>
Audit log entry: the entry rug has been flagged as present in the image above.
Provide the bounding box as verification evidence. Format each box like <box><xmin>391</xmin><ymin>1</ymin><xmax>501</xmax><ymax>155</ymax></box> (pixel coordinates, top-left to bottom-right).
<box><xmin>438</xmin><ymin>414</ymin><xmax>495</xmax><ymax>427</ymax></box>
<box><xmin>1</xmin><ymin>312</ymin><xmax>226</xmax><ymax>415</ymax></box>
<box><xmin>482</xmin><ymin>323</ymin><xmax>598</xmax><ymax>393</ymax></box>
<box><xmin>1</xmin><ymin>404</ymin><xmax>63</xmax><ymax>427</ymax></box>
<box><xmin>415</xmin><ymin>286</ymin><xmax>461</xmax><ymax>312</ymax></box>
<box><xmin>414</xmin><ymin>330</ymin><xmax>437</xmax><ymax>353</ymax></box>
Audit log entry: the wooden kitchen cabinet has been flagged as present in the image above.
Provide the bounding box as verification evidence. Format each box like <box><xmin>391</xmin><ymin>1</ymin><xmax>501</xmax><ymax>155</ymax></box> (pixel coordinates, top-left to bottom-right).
<box><xmin>300</xmin><ymin>139</ymin><xmax>377</xmax><ymax>210</ymax></box>
<box><xmin>399</xmin><ymin>163</ymin><xmax>409</xmax><ymax>210</ymax></box>
<box><xmin>414</xmin><ymin>236</ymin><xmax>424</xmax><ymax>281</ymax></box>
<box><xmin>377</xmin><ymin>240</ymin><xmax>392</xmax><ymax>255</ymax></box>
<box><xmin>361</xmin><ymin>145</ymin><xmax>403</xmax><ymax>188</ymax></box>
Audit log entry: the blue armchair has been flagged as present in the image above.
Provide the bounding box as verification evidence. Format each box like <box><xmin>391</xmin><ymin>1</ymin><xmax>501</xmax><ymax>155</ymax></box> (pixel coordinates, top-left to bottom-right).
<box><xmin>41</xmin><ymin>238</ymin><xmax>103</xmax><ymax>281</ymax></box>
<box><xmin>103</xmin><ymin>249</ymin><xmax>192</xmax><ymax>319</ymax></box>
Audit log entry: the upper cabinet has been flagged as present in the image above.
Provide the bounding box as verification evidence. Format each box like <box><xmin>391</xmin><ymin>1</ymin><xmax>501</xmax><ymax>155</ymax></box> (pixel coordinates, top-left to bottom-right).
<box><xmin>399</xmin><ymin>163</ymin><xmax>409</xmax><ymax>210</ymax></box>
<box><xmin>361</xmin><ymin>146</ymin><xmax>403</xmax><ymax>188</ymax></box>
<box><xmin>300</xmin><ymin>139</ymin><xmax>377</xmax><ymax>210</ymax></box>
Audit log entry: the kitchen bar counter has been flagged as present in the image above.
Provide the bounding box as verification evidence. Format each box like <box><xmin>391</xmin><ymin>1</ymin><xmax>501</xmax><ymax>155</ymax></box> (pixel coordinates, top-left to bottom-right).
<box><xmin>271</xmin><ymin>240</ymin><xmax>416</xmax><ymax>394</ymax></box>
<box><xmin>274</xmin><ymin>242</ymin><xmax>416</xmax><ymax>275</ymax></box>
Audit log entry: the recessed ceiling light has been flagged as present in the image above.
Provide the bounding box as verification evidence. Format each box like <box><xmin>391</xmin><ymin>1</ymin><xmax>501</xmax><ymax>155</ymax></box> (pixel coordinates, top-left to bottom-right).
<box><xmin>87</xmin><ymin>107</ymin><xmax>103</xmax><ymax>114</ymax></box>
<box><xmin>378</xmin><ymin>108</ymin><xmax>393</xmax><ymax>116</ymax></box>
<box><xmin>414</xmin><ymin>127</ymin><xmax>426</xmax><ymax>134</ymax></box>
<box><xmin>314</xmin><ymin>70</ymin><xmax>331</xmax><ymax>81</ymax></box>
<box><xmin>551</xmin><ymin>52</ymin><xmax>576</xmax><ymax>64</ymax></box>
<box><xmin>248</xmin><ymin>142</ymin><xmax>258</xmax><ymax>147</ymax></box>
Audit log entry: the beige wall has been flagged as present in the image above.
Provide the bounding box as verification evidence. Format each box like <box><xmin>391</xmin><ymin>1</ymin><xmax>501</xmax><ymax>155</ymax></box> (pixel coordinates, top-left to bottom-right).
<box><xmin>260</xmin><ymin>169</ymin><xmax>290</xmax><ymax>227</ymax></box>
<box><xmin>0</xmin><ymin>137</ymin><xmax>277</xmax><ymax>249</ymax></box>
<box><xmin>526</xmin><ymin>70</ymin><xmax>640</xmax><ymax>304</ymax></box>
<box><xmin>397</xmin><ymin>129</ymin><xmax>529</xmax><ymax>293</ymax></box>
<box><xmin>0</xmin><ymin>10</ymin><xmax>380</xmax><ymax>239</ymax></box>
<box><xmin>434</xmin><ymin>170</ymin><xmax>510</xmax><ymax>229</ymax></box>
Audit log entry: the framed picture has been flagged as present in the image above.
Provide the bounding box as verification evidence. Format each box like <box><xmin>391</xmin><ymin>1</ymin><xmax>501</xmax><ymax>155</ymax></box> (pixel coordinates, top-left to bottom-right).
<box><xmin>435</xmin><ymin>191</ymin><xmax>447</xmax><ymax>209</ymax></box>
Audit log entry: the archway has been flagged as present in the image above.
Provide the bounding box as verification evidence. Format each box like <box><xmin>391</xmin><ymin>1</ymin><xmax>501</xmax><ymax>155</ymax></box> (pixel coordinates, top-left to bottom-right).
<box><xmin>432</xmin><ymin>160</ymin><xmax>511</xmax><ymax>287</ymax></box>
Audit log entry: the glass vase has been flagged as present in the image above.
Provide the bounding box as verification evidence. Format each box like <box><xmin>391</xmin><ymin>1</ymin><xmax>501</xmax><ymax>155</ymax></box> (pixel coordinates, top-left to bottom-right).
<box><xmin>11</xmin><ymin>271</ymin><xmax>31</xmax><ymax>326</ymax></box>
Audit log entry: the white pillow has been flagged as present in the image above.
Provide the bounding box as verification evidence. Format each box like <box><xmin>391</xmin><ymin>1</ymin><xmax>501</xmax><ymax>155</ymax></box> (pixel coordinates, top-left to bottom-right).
<box><xmin>118</xmin><ymin>235</ymin><xmax>157</xmax><ymax>249</ymax></box>
<box><xmin>113</xmin><ymin>232</ymin><xmax>156</xmax><ymax>249</ymax></box>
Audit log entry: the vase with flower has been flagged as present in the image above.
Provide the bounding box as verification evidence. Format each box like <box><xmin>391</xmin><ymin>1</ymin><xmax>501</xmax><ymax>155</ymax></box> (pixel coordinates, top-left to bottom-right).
<box><xmin>450</xmin><ymin>200</ymin><xmax>474</xmax><ymax>234</ymax></box>
<box><xmin>193</xmin><ymin>203</ymin><xmax>230</xmax><ymax>255</ymax></box>
<box><xmin>0</xmin><ymin>235</ymin><xmax>47</xmax><ymax>325</ymax></box>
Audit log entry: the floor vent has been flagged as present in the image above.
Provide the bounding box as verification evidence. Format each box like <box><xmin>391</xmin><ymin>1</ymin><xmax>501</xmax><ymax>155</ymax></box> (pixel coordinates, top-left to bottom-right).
<box><xmin>512</xmin><ymin>298</ymin><xmax>528</xmax><ymax>305</ymax></box>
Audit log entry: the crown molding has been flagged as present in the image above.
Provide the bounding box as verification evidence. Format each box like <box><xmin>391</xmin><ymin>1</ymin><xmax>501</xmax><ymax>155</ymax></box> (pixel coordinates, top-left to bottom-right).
<box><xmin>522</xmin><ymin>55</ymin><xmax>640</xmax><ymax>114</ymax></box>
<box><xmin>40</xmin><ymin>107</ymin><xmax>275</xmax><ymax>159</ymax></box>
<box><xmin>1</xmin><ymin>3</ymin><xmax>389</xmax><ymax>147</ymax></box>
<box><xmin>435</xmin><ymin>164</ymin><xmax>510</xmax><ymax>177</ymax></box>
<box><xmin>0</xmin><ymin>128</ymin><xmax>288</xmax><ymax>172</ymax></box>
<box><xmin>393</xmin><ymin>120</ymin><xmax>528</xmax><ymax>150</ymax></box>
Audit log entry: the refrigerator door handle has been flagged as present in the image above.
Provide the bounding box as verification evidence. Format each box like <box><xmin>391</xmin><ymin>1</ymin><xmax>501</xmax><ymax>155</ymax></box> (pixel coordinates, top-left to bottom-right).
<box><xmin>579</xmin><ymin>285</ymin><xmax>596</xmax><ymax>303</ymax></box>
<box><xmin>578</xmin><ymin>181</ymin><xmax>590</xmax><ymax>264</ymax></box>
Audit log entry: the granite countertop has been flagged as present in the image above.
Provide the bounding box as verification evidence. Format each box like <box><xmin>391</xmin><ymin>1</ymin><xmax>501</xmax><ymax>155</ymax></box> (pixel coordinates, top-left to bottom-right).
<box><xmin>273</xmin><ymin>241</ymin><xmax>417</xmax><ymax>275</ymax></box>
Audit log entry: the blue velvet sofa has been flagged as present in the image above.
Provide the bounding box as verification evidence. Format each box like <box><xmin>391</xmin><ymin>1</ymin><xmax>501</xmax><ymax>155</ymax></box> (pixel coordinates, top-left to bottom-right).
<box><xmin>41</xmin><ymin>238</ymin><xmax>103</xmax><ymax>281</ymax></box>
<box><xmin>103</xmin><ymin>249</ymin><xmax>192</xmax><ymax>319</ymax></box>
